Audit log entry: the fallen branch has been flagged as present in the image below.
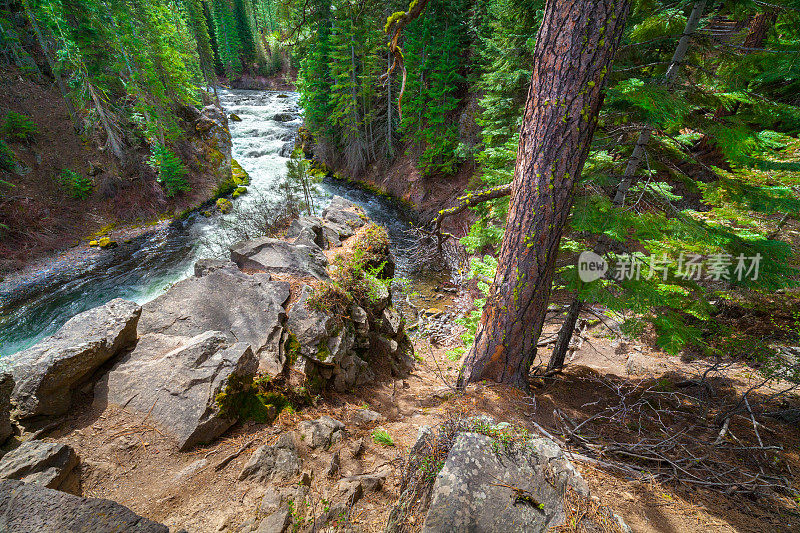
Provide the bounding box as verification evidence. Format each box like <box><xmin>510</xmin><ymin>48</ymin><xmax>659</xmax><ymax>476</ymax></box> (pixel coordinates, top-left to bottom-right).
<box><xmin>428</xmin><ymin>183</ymin><xmax>512</xmax><ymax>252</ymax></box>
<box><xmin>214</xmin><ymin>439</ymin><xmax>256</xmax><ymax>471</ymax></box>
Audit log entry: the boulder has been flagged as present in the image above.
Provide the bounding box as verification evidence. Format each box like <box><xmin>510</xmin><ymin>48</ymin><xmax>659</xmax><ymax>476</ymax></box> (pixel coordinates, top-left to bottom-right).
<box><xmin>137</xmin><ymin>267</ymin><xmax>289</xmax><ymax>374</ymax></box>
<box><xmin>0</xmin><ymin>441</ymin><xmax>79</xmax><ymax>494</ymax></box>
<box><xmin>0</xmin><ymin>479</ymin><xmax>169</xmax><ymax>532</ymax></box>
<box><xmin>278</xmin><ymin>142</ymin><xmax>295</xmax><ymax>158</ymax></box>
<box><xmin>421</xmin><ymin>432</ymin><xmax>598</xmax><ymax>533</ymax></box>
<box><xmin>351</xmin><ymin>409</ymin><xmax>383</xmax><ymax>427</ymax></box>
<box><xmin>258</xmin><ymin>487</ymin><xmax>284</xmax><ymax>515</ymax></box>
<box><xmin>0</xmin><ymin>372</ymin><xmax>13</xmax><ymax>444</ymax></box>
<box><xmin>194</xmin><ymin>258</ymin><xmax>238</xmax><ymax>278</ymax></box>
<box><xmin>95</xmin><ymin>331</ymin><xmax>258</xmax><ymax>451</ymax></box>
<box><xmin>298</xmin><ymin>416</ymin><xmax>344</xmax><ymax>449</ymax></box>
<box><xmin>285</xmin><ymin>217</ymin><xmax>326</xmax><ymax>250</ymax></box>
<box><xmin>8</xmin><ymin>298</ymin><xmax>141</xmax><ymax>422</ymax></box>
<box><xmin>287</xmin><ymin>286</ymin><xmax>353</xmax><ymax>366</ymax></box>
<box><xmin>256</xmin><ymin>507</ymin><xmax>291</xmax><ymax>533</ymax></box>
<box><xmin>338</xmin><ymin>470</ymin><xmax>388</xmax><ymax>494</ymax></box>
<box><xmin>230</xmin><ymin>237</ymin><xmax>329</xmax><ymax>280</ymax></box>
<box><xmin>378</xmin><ymin>308</ymin><xmax>404</xmax><ymax>337</ymax></box>
<box><xmin>326</xmin><ymin>450</ymin><xmax>341</xmax><ymax>477</ymax></box>
<box><xmin>239</xmin><ymin>432</ymin><xmax>300</xmax><ymax>482</ymax></box>
<box><xmin>321</xmin><ymin>196</ymin><xmax>367</xmax><ymax>234</ymax></box>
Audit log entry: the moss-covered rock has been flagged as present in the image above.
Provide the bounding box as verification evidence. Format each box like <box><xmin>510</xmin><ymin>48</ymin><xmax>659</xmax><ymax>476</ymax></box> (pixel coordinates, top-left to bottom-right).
<box><xmin>216</xmin><ymin>198</ymin><xmax>233</xmax><ymax>214</ymax></box>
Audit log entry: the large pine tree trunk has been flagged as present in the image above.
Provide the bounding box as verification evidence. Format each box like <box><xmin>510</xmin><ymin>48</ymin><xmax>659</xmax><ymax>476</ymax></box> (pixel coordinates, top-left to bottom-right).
<box><xmin>458</xmin><ymin>0</ymin><xmax>631</xmax><ymax>389</ymax></box>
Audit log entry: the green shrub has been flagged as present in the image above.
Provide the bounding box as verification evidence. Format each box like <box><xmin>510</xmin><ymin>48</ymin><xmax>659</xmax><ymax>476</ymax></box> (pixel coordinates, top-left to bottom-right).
<box><xmin>1</xmin><ymin>111</ymin><xmax>38</xmax><ymax>142</ymax></box>
<box><xmin>0</xmin><ymin>140</ymin><xmax>15</xmax><ymax>171</ymax></box>
<box><xmin>148</xmin><ymin>143</ymin><xmax>190</xmax><ymax>197</ymax></box>
<box><xmin>58</xmin><ymin>169</ymin><xmax>93</xmax><ymax>199</ymax></box>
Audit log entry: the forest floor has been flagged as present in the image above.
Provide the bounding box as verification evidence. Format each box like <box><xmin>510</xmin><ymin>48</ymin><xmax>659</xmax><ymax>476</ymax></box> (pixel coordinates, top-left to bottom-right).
<box><xmin>45</xmin><ymin>307</ymin><xmax>800</xmax><ymax>533</ymax></box>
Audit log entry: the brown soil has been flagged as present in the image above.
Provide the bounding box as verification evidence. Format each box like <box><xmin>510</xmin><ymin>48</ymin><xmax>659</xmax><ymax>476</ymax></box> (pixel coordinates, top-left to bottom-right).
<box><xmin>32</xmin><ymin>307</ymin><xmax>800</xmax><ymax>533</ymax></box>
<box><xmin>0</xmin><ymin>67</ymin><xmax>225</xmax><ymax>274</ymax></box>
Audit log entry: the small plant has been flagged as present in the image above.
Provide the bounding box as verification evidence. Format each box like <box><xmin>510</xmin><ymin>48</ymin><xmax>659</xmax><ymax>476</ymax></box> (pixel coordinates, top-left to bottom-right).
<box><xmin>1</xmin><ymin>111</ymin><xmax>37</xmax><ymax>142</ymax></box>
<box><xmin>372</xmin><ymin>429</ymin><xmax>395</xmax><ymax>447</ymax></box>
<box><xmin>0</xmin><ymin>140</ymin><xmax>15</xmax><ymax>171</ymax></box>
<box><xmin>58</xmin><ymin>169</ymin><xmax>93</xmax><ymax>199</ymax></box>
<box><xmin>148</xmin><ymin>143</ymin><xmax>190</xmax><ymax>197</ymax></box>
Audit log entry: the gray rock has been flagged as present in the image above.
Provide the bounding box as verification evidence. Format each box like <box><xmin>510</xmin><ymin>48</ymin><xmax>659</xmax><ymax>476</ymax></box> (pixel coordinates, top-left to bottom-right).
<box><xmin>287</xmin><ymin>286</ymin><xmax>348</xmax><ymax>366</ymax></box>
<box><xmin>96</xmin><ymin>331</ymin><xmax>258</xmax><ymax>451</ymax></box>
<box><xmin>231</xmin><ymin>237</ymin><xmax>328</xmax><ymax>280</ymax></box>
<box><xmin>258</xmin><ymin>486</ymin><xmax>283</xmax><ymax>515</ymax></box>
<box><xmin>273</xmin><ymin>112</ymin><xmax>294</xmax><ymax>122</ymax></box>
<box><xmin>137</xmin><ymin>267</ymin><xmax>289</xmax><ymax>375</ymax></box>
<box><xmin>326</xmin><ymin>450</ymin><xmax>341</xmax><ymax>478</ymax></box>
<box><xmin>285</xmin><ymin>216</ymin><xmax>326</xmax><ymax>250</ymax></box>
<box><xmin>171</xmin><ymin>458</ymin><xmax>208</xmax><ymax>484</ymax></box>
<box><xmin>422</xmin><ymin>433</ymin><xmax>566</xmax><ymax>533</ymax></box>
<box><xmin>278</xmin><ymin>142</ymin><xmax>294</xmax><ymax>158</ymax></box>
<box><xmin>8</xmin><ymin>299</ymin><xmax>141</xmax><ymax>422</ymax></box>
<box><xmin>0</xmin><ymin>441</ymin><xmax>79</xmax><ymax>494</ymax></box>
<box><xmin>321</xmin><ymin>196</ymin><xmax>367</xmax><ymax>234</ymax></box>
<box><xmin>351</xmin><ymin>409</ymin><xmax>383</xmax><ymax>427</ymax></box>
<box><xmin>379</xmin><ymin>308</ymin><xmax>404</xmax><ymax>337</ymax></box>
<box><xmin>298</xmin><ymin>416</ymin><xmax>344</xmax><ymax>449</ymax></box>
<box><xmin>239</xmin><ymin>432</ymin><xmax>300</xmax><ymax>482</ymax></box>
<box><xmin>338</xmin><ymin>470</ymin><xmax>387</xmax><ymax>493</ymax></box>
<box><xmin>351</xmin><ymin>438</ymin><xmax>365</xmax><ymax>457</ymax></box>
<box><xmin>0</xmin><ymin>372</ymin><xmax>13</xmax><ymax>444</ymax></box>
<box><xmin>0</xmin><ymin>479</ymin><xmax>169</xmax><ymax>532</ymax></box>
<box><xmin>257</xmin><ymin>506</ymin><xmax>291</xmax><ymax>533</ymax></box>
<box><xmin>194</xmin><ymin>258</ymin><xmax>238</xmax><ymax>277</ymax></box>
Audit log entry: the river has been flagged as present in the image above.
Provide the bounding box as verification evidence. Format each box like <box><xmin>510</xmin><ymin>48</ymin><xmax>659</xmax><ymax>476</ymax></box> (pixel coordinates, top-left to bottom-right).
<box><xmin>0</xmin><ymin>89</ymin><xmax>448</xmax><ymax>358</ymax></box>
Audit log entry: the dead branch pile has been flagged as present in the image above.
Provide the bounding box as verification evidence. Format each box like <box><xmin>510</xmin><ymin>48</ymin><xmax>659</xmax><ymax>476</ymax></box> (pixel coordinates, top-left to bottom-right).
<box><xmin>536</xmin><ymin>362</ymin><xmax>800</xmax><ymax>499</ymax></box>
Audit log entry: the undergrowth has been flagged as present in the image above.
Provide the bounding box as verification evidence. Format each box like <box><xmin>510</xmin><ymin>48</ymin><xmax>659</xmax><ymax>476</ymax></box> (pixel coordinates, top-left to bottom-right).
<box><xmin>372</xmin><ymin>429</ymin><xmax>395</xmax><ymax>447</ymax></box>
<box><xmin>215</xmin><ymin>373</ymin><xmax>313</xmax><ymax>423</ymax></box>
<box><xmin>149</xmin><ymin>143</ymin><xmax>189</xmax><ymax>197</ymax></box>
<box><xmin>58</xmin><ymin>169</ymin><xmax>93</xmax><ymax>199</ymax></box>
<box><xmin>1</xmin><ymin>111</ymin><xmax>37</xmax><ymax>142</ymax></box>
<box><xmin>309</xmin><ymin>224</ymin><xmax>392</xmax><ymax>320</ymax></box>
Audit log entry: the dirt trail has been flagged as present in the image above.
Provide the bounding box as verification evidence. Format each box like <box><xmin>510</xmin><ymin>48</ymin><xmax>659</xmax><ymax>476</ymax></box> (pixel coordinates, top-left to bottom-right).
<box><xmin>48</xmin><ymin>318</ymin><xmax>800</xmax><ymax>533</ymax></box>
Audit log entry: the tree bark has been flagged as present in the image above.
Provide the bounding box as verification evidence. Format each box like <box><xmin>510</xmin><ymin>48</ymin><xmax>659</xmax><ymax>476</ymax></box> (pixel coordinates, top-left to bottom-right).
<box><xmin>547</xmin><ymin>294</ymin><xmax>582</xmax><ymax>373</ymax></box>
<box><xmin>458</xmin><ymin>0</ymin><xmax>631</xmax><ymax>389</ymax></box>
<box><xmin>613</xmin><ymin>0</ymin><xmax>706</xmax><ymax>206</ymax></box>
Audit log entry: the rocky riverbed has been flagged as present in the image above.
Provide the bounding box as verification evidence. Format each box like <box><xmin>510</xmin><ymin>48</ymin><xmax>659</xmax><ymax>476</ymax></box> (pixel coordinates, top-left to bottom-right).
<box><xmin>0</xmin><ymin>196</ymin><xmax>631</xmax><ymax>533</ymax></box>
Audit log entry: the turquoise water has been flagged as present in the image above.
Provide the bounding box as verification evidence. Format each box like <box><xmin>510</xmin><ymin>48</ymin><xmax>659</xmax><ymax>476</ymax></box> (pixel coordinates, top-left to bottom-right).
<box><xmin>0</xmin><ymin>89</ymin><xmax>440</xmax><ymax>358</ymax></box>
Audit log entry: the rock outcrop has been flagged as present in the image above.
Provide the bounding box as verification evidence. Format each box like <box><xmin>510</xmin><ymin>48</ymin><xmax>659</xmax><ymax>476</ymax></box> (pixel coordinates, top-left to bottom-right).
<box><xmin>137</xmin><ymin>266</ymin><xmax>290</xmax><ymax>375</ymax></box>
<box><xmin>238</xmin><ymin>432</ymin><xmax>300</xmax><ymax>482</ymax></box>
<box><xmin>7</xmin><ymin>298</ymin><xmax>141</xmax><ymax>423</ymax></box>
<box><xmin>95</xmin><ymin>331</ymin><xmax>258</xmax><ymax>451</ymax></box>
<box><xmin>0</xmin><ymin>441</ymin><xmax>79</xmax><ymax>494</ymax></box>
<box><xmin>298</xmin><ymin>416</ymin><xmax>345</xmax><ymax>449</ymax></box>
<box><xmin>0</xmin><ymin>479</ymin><xmax>169</xmax><ymax>532</ymax></box>
<box><xmin>406</xmin><ymin>423</ymin><xmax>630</xmax><ymax>533</ymax></box>
<box><xmin>230</xmin><ymin>237</ymin><xmax>329</xmax><ymax>280</ymax></box>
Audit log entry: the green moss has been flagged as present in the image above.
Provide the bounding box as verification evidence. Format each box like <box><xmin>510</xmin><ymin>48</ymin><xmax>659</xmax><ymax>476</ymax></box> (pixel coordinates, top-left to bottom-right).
<box><xmin>215</xmin><ymin>374</ymin><xmax>290</xmax><ymax>423</ymax></box>
<box><xmin>231</xmin><ymin>159</ymin><xmax>250</xmax><ymax>185</ymax></box>
<box><xmin>285</xmin><ymin>332</ymin><xmax>301</xmax><ymax>366</ymax></box>
<box><xmin>216</xmin><ymin>198</ymin><xmax>233</xmax><ymax>213</ymax></box>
